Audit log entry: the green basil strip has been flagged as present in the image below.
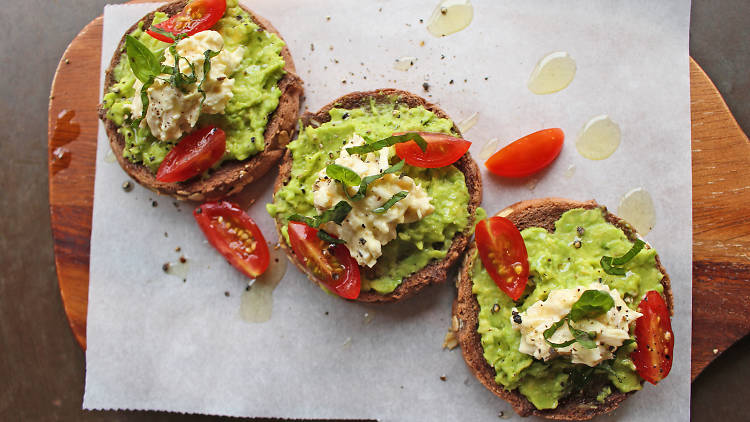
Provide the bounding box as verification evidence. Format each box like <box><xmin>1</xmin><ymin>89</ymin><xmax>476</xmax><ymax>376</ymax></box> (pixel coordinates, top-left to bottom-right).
<box><xmin>199</xmin><ymin>49</ymin><xmax>220</xmax><ymax>104</ymax></box>
<box><xmin>610</xmin><ymin>239</ymin><xmax>646</xmax><ymax>265</ymax></box>
<box><xmin>543</xmin><ymin>318</ymin><xmax>576</xmax><ymax>348</ymax></box>
<box><xmin>318</xmin><ymin>201</ymin><xmax>352</xmax><ymax>226</ymax></box>
<box><xmin>148</xmin><ymin>25</ymin><xmax>176</xmax><ymax>41</ymax></box>
<box><xmin>346</xmin><ymin>133</ymin><xmax>427</xmax><ymax>155</ymax></box>
<box><xmin>621</xmin><ymin>338</ymin><xmax>636</xmax><ymax>346</ymax></box>
<box><xmin>373</xmin><ymin>191</ymin><xmax>409</xmax><ymax>213</ymax></box>
<box><xmin>317</xmin><ymin>230</ymin><xmax>346</xmax><ymax>244</ymax></box>
<box><xmin>570</xmin><ymin>326</ymin><xmax>598</xmax><ymax>349</ymax></box>
<box><xmin>326</xmin><ymin>164</ymin><xmax>362</xmax><ymax>187</ymax></box>
<box><xmin>346</xmin><ymin>159</ymin><xmax>406</xmax><ymax>201</ymax></box>
<box><xmin>288</xmin><ymin>201</ymin><xmax>352</xmax><ymax>228</ymax></box>
<box><xmin>569</xmin><ymin>290</ymin><xmax>615</xmax><ymax>321</ymax></box>
<box><xmin>125</xmin><ymin>35</ymin><xmax>162</xmax><ymax>83</ymax></box>
<box><xmin>600</xmin><ymin>256</ymin><xmax>627</xmax><ymax>275</ymax></box>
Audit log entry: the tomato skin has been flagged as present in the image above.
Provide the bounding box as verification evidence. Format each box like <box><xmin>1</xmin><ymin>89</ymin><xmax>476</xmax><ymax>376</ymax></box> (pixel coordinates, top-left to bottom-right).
<box><xmin>475</xmin><ymin>217</ymin><xmax>529</xmax><ymax>300</ymax></box>
<box><xmin>631</xmin><ymin>290</ymin><xmax>674</xmax><ymax>384</ymax></box>
<box><xmin>485</xmin><ymin>128</ymin><xmax>564</xmax><ymax>178</ymax></box>
<box><xmin>156</xmin><ymin>126</ymin><xmax>226</xmax><ymax>183</ymax></box>
<box><xmin>147</xmin><ymin>0</ymin><xmax>227</xmax><ymax>43</ymax></box>
<box><xmin>193</xmin><ymin>201</ymin><xmax>269</xmax><ymax>278</ymax></box>
<box><xmin>287</xmin><ymin>221</ymin><xmax>361</xmax><ymax>299</ymax></box>
<box><xmin>393</xmin><ymin>132</ymin><xmax>471</xmax><ymax>168</ymax></box>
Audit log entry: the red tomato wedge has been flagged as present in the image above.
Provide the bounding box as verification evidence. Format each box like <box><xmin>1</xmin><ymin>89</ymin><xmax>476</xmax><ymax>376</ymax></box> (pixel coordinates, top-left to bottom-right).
<box><xmin>393</xmin><ymin>132</ymin><xmax>471</xmax><ymax>168</ymax></box>
<box><xmin>194</xmin><ymin>201</ymin><xmax>269</xmax><ymax>278</ymax></box>
<box><xmin>147</xmin><ymin>0</ymin><xmax>227</xmax><ymax>43</ymax></box>
<box><xmin>156</xmin><ymin>126</ymin><xmax>226</xmax><ymax>183</ymax></box>
<box><xmin>631</xmin><ymin>290</ymin><xmax>674</xmax><ymax>384</ymax></box>
<box><xmin>485</xmin><ymin>128</ymin><xmax>564</xmax><ymax>178</ymax></box>
<box><xmin>287</xmin><ymin>221</ymin><xmax>361</xmax><ymax>299</ymax></box>
<box><xmin>475</xmin><ymin>217</ymin><xmax>529</xmax><ymax>301</ymax></box>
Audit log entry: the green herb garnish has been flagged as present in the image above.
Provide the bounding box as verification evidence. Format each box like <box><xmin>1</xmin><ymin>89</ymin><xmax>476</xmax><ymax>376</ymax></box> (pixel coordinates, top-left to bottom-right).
<box><xmin>148</xmin><ymin>26</ymin><xmax>176</xmax><ymax>42</ymax></box>
<box><xmin>543</xmin><ymin>290</ymin><xmax>615</xmax><ymax>349</ymax></box>
<box><xmin>317</xmin><ymin>230</ymin><xmax>346</xmax><ymax>244</ymax></box>
<box><xmin>344</xmin><ymin>159</ymin><xmax>406</xmax><ymax>201</ymax></box>
<box><xmin>288</xmin><ymin>200</ymin><xmax>352</xmax><ymax>228</ymax></box>
<box><xmin>569</xmin><ymin>290</ymin><xmax>615</xmax><ymax>321</ymax></box>
<box><xmin>198</xmin><ymin>49</ymin><xmax>221</xmax><ymax>104</ymax></box>
<box><xmin>345</xmin><ymin>133</ymin><xmax>427</xmax><ymax>155</ymax></box>
<box><xmin>125</xmin><ymin>35</ymin><xmax>162</xmax><ymax>83</ymax></box>
<box><xmin>373</xmin><ymin>191</ymin><xmax>409</xmax><ymax>213</ymax></box>
<box><xmin>326</xmin><ymin>164</ymin><xmax>362</xmax><ymax>187</ymax></box>
<box><xmin>600</xmin><ymin>239</ymin><xmax>645</xmax><ymax>275</ymax></box>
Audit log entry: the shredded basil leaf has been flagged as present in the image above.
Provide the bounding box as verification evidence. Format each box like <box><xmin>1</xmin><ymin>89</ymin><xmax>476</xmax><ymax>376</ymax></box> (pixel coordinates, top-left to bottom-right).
<box><xmin>288</xmin><ymin>201</ymin><xmax>352</xmax><ymax>228</ymax></box>
<box><xmin>148</xmin><ymin>25</ymin><xmax>176</xmax><ymax>41</ymax></box>
<box><xmin>317</xmin><ymin>230</ymin><xmax>345</xmax><ymax>244</ymax></box>
<box><xmin>345</xmin><ymin>159</ymin><xmax>406</xmax><ymax>201</ymax></box>
<box><xmin>345</xmin><ymin>133</ymin><xmax>427</xmax><ymax>155</ymax></box>
<box><xmin>569</xmin><ymin>290</ymin><xmax>615</xmax><ymax>321</ymax></box>
<box><xmin>373</xmin><ymin>191</ymin><xmax>408</xmax><ymax>213</ymax></box>
<box><xmin>199</xmin><ymin>49</ymin><xmax>221</xmax><ymax>105</ymax></box>
<box><xmin>543</xmin><ymin>318</ymin><xmax>577</xmax><ymax>348</ymax></box>
<box><xmin>569</xmin><ymin>326</ymin><xmax>598</xmax><ymax>349</ymax></box>
<box><xmin>326</xmin><ymin>164</ymin><xmax>362</xmax><ymax>187</ymax></box>
<box><xmin>600</xmin><ymin>239</ymin><xmax>645</xmax><ymax>275</ymax></box>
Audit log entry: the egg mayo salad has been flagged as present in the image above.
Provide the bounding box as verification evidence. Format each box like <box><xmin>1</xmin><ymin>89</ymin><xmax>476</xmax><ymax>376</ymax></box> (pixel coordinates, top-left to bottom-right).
<box><xmin>101</xmin><ymin>0</ymin><xmax>285</xmax><ymax>172</ymax></box>
<box><xmin>472</xmin><ymin>208</ymin><xmax>664</xmax><ymax>410</ymax></box>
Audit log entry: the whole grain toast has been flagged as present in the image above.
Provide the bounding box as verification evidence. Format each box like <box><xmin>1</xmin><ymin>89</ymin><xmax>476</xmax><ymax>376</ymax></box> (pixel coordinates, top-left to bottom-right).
<box><xmin>98</xmin><ymin>0</ymin><xmax>303</xmax><ymax>201</ymax></box>
<box><xmin>453</xmin><ymin>198</ymin><xmax>674</xmax><ymax>420</ymax></box>
<box><xmin>272</xmin><ymin>89</ymin><xmax>483</xmax><ymax>303</ymax></box>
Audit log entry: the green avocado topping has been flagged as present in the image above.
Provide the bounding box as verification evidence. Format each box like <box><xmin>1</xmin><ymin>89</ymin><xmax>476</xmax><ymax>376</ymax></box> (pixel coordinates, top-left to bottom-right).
<box><xmin>471</xmin><ymin>208</ymin><xmax>664</xmax><ymax>410</ymax></box>
<box><xmin>266</xmin><ymin>99</ymin><xmax>471</xmax><ymax>295</ymax></box>
<box><xmin>101</xmin><ymin>0</ymin><xmax>285</xmax><ymax>172</ymax></box>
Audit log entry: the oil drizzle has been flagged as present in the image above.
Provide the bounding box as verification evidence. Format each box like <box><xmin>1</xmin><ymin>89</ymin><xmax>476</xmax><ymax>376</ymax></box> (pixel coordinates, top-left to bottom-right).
<box><xmin>426</xmin><ymin>0</ymin><xmax>474</xmax><ymax>37</ymax></box>
<box><xmin>618</xmin><ymin>187</ymin><xmax>656</xmax><ymax>235</ymax></box>
<box><xmin>456</xmin><ymin>112</ymin><xmax>479</xmax><ymax>133</ymax></box>
<box><xmin>240</xmin><ymin>246</ymin><xmax>288</xmax><ymax>323</ymax></box>
<box><xmin>164</xmin><ymin>259</ymin><xmax>189</xmax><ymax>281</ymax></box>
<box><xmin>564</xmin><ymin>164</ymin><xmax>576</xmax><ymax>179</ymax></box>
<box><xmin>52</xmin><ymin>110</ymin><xmax>80</xmax><ymax>147</ymax></box>
<box><xmin>51</xmin><ymin>147</ymin><xmax>71</xmax><ymax>175</ymax></box>
<box><xmin>478</xmin><ymin>138</ymin><xmax>501</xmax><ymax>161</ymax></box>
<box><xmin>394</xmin><ymin>56</ymin><xmax>417</xmax><ymax>71</ymax></box>
<box><xmin>527</xmin><ymin>51</ymin><xmax>576</xmax><ymax>95</ymax></box>
<box><xmin>104</xmin><ymin>149</ymin><xmax>116</xmax><ymax>163</ymax></box>
<box><xmin>575</xmin><ymin>115</ymin><xmax>621</xmax><ymax>160</ymax></box>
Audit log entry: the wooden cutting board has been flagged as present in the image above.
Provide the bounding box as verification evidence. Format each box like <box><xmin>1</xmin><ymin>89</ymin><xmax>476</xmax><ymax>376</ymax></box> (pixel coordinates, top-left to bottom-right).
<box><xmin>47</xmin><ymin>6</ymin><xmax>750</xmax><ymax>382</ymax></box>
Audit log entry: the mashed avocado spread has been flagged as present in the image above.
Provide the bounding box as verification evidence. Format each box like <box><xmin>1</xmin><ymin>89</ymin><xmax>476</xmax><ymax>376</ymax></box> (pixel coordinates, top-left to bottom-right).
<box><xmin>266</xmin><ymin>99</ymin><xmax>471</xmax><ymax>294</ymax></box>
<box><xmin>101</xmin><ymin>0</ymin><xmax>285</xmax><ymax>172</ymax></box>
<box><xmin>472</xmin><ymin>208</ymin><xmax>664</xmax><ymax>409</ymax></box>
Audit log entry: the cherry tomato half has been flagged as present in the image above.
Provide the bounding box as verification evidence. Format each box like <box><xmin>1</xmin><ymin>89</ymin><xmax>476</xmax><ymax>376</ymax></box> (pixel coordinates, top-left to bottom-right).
<box><xmin>485</xmin><ymin>128</ymin><xmax>564</xmax><ymax>178</ymax></box>
<box><xmin>194</xmin><ymin>201</ymin><xmax>270</xmax><ymax>278</ymax></box>
<box><xmin>475</xmin><ymin>217</ymin><xmax>529</xmax><ymax>301</ymax></box>
<box><xmin>631</xmin><ymin>290</ymin><xmax>674</xmax><ymax>384</ymax></box>
<box><xmin>156</xmin><ymin>126</ymin><xmax>226</xmax><ymax>183</ymax></box>
<box><xmin>147</xmin><ymin>0</ymin><xmax>227</xmax><ymax>43</ymax></box>
<box><xmin>287</xmin><ymin>221</ymin><xmax>361</xmax><ymax>299</ymax></box>
<box><xmin>393</xmin><ymin>132</ymin><xmax>471</xmax><ymax>168</ymax></box>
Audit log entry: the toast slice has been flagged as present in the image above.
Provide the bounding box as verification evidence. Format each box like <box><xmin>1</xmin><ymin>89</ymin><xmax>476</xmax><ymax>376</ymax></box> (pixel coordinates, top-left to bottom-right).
<box><xmin>98</xmin><ymin>0</ymin><xmax>303</xmax><ymax>201</ymax></box>
<box><xmin>273</xmin><ymin>89</ymin><xmax>483</xmax><ymax>303</ymax></box>
<box><xmin>454</xmin><ymin>198</ymin><xmax>673</xmax><ymax>420</ymax></box>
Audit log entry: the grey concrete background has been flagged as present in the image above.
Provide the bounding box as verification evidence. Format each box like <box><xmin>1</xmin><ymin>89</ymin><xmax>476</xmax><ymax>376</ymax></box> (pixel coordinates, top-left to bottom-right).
<box><xmin>1</xmin><ymin>0</ymin><xmax>748</xmax><ymax>420</ymax></box>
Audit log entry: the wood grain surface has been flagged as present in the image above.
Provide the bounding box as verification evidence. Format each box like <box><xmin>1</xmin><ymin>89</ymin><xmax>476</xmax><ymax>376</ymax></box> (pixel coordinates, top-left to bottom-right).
<box><xmin>48</xmin><ymin>8</ymin><xmax>750</xmax><ymax>381</ymax></box>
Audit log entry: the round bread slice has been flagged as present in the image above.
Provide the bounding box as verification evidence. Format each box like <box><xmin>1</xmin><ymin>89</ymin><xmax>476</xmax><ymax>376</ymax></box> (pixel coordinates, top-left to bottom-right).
<box><xmin>272</xmin><ymin>89</ymin><xmax>483</xmax><ymax>303</ymax></box>
<box><xmin>98</xmin><ymin>0</ymin><xmax>303</xmax><ymax>202</ymax></box>
<box><xmin>454</xmin><ymin>198</ymin><xmax>674</xmax><ymax>420</ymax></box>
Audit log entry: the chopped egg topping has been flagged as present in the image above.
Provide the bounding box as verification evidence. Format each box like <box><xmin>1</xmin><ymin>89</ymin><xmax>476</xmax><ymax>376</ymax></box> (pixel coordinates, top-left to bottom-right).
<box><xmin>313</xmin><ymin>134</ymin><xmax>434</xmax><ymax>267</ymax></box>
<box><xmin>131</xmin><ymin>30</ymin><xmax>244</xmax><ymax>142</ymax></box>
<box><xmin>511</xmin><ymin>282</ymin><xmax>641</xmax><ymax>367</ymax></box>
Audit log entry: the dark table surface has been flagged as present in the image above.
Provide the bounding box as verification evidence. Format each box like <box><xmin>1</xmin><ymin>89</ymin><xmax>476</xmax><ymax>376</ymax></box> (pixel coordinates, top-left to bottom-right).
<box><xmin>2</xmin><ymin>1</ymin><xmax>748</xmax><ymax>420</ymax></box>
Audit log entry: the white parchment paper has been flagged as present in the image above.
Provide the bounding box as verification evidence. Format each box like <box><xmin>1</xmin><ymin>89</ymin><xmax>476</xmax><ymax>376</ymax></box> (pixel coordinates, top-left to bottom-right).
<box><xmin>85</xmin><ymin>1</ymin><xmax>692</xmax><ymax>420</ymax></box>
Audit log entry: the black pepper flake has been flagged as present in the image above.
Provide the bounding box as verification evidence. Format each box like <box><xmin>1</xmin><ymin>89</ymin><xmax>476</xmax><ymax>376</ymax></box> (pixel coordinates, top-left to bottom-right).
<box><xmin>511</xmin><ymin>310</ymin><xmax>522</xmax><ymax>324</ymax></box>
<box><xmin>164</xmin><ymin>232</ymin><xmax>168</xmax><ymax>238</ymax></box>
<box><xmin>152</xmin><ymin>200</ymin><xmax>158</xmax><ymax>207</ymax></box>
<box><xmin>577</xmin><ymin>226</ymin><xmax>585</xmax><ymax>236</ymax></box>
<box><xmin>122</xmin><ymin>181</ymin><xmax>133</xmax><ymax>192</ymax></box>
<box><xmin>195</xmin><ymin>208</ymin><xmax>202</xmax><ymax>214</ymax></box>
<box><xmin>162</xmin><ymin>263</ymin><xmax>170</xmax><ymax>272</ymax></box>
<box><xmin>359</xmin><ymin>238</ymin><xmax>366</xmax><ymax>245</ymax></box>
<box><xmin>616</xmin><ymin>306</ymin><xmax>622</xmax><ymax>311</ymax></box>
<box><xmin>342</xmin><ymin>112</ymin><xmax>350</xmax><ymax>119</ymax></box>
<box><xmin>449</xmin><ymin>79</ymin><xmax>454</xmax><ymax>84</ymax></box>
<box><xmin>325</xmin><ymin>311</ymin><xmax>329</xmax><ymax>315</ymax></box>
<box><xmin>224</xmin><ymin>291</ymin><xmax>230</xmax><ymax>297</ymax></box>
<box><xmin>422</xmin><ymin>82</ymin><xmax>430</xmax><ymax>91</ymax></box>
<box><xmin>361</xmin><ymin>224</ymin><xmax>366</xmax><ymax>228</ymax></box>
<box><xmin>179</xmin><ymin>256</ymin><xmax>187</xmax><ymax>264</ymax></box>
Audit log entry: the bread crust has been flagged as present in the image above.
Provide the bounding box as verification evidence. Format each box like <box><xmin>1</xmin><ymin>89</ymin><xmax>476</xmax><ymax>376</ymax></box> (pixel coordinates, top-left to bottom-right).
<box><xmin>272</xmin><ymin>89</ymin><xmax>483</xmax><ymax>303</ymax></box>
<box><xmin>98</xmin><ymin>0</ymin><xmax>304</xmax><ymax>201</ymax></box>
<box><xmin>454</xmin><ymin>198</ymin><xmax>674</xmax><ymax>420</ymax></box>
